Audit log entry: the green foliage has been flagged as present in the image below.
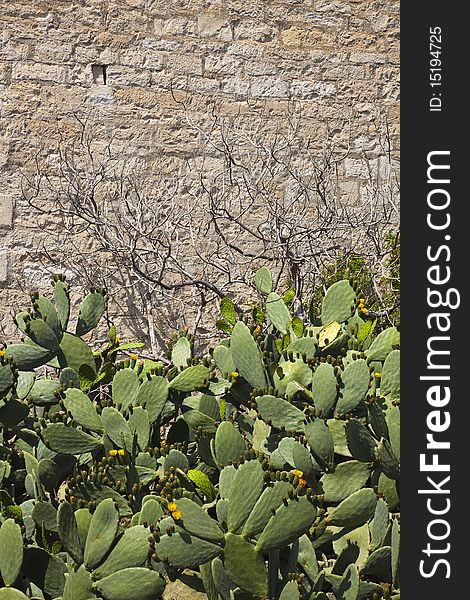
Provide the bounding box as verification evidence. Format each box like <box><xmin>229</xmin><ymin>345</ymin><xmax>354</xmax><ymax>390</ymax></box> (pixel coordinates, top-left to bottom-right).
<box><xmin>0</xmin><ymin>268</ymin><xmax>400</xmax><ymax>599</ymax></box>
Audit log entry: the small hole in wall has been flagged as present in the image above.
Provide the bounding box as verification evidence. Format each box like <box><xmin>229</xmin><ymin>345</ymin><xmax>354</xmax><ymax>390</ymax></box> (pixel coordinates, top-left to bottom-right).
<box><xmin>92</xmin><ymin>64</ymin><xmax>107</xmax><ymax>85</ymax></box>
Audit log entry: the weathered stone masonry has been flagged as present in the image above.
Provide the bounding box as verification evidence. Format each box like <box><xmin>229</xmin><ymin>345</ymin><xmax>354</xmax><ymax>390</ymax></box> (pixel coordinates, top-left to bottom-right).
<box><xmin>0</xmin><ymin>0</ymin><xmax>399</xmax><ymax>338</ymax></box>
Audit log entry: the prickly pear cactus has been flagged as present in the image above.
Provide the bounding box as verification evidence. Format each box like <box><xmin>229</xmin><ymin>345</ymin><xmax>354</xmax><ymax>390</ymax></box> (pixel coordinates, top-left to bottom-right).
<box><xmin>0</xmin><ymin>269</ymin><xmax>399</xmax><ymax>599</ymax></box>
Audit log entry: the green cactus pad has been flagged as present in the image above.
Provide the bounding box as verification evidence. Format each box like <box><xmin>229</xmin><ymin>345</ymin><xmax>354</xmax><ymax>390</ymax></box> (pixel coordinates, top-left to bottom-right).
<box><xmin>377</xmin><ymin>472</ymin><xmax>399</xmax><ymax>511</ymax></box>
<box><xmin>63</xmin><ymin>388</ymin><xmax>103</xmax><ymax>433</ymax></box>
<box><xmin>345</xmin><ymin>419</ymin><xmax>377</xmax><ymax>462</ymax></box>
<box><xmin>58</xmin><ymin>332</ymin><xmax>96</xmax><ymax>375</ymax></box>
<box><xmin>391</xmin><ymin>518</ymin><xmax>400</xmax><ymax>589</ymax></box>
<box><xmin>154</xmin><ymin>533</ymin><xmax>220</xmax><ymax>568</ymax></box>
<box><xmin>224</xmin><ymin>532</ymin><xmax>268</xmax><ymax>598</ymax></box>
<box><xmin>136</xmin><ymin>375</ymin><xmax>168</xmax><ymax>423</ymax></box>
<box><xmin>101</xmin><ymin>406</ymin><xmax>133</xmax><ymax>450</ymax></box>
<box><xmin>256</xmin><ymin>496</ymin><xmax>316</xmax><ymax>552</ymax></box>
<box><xmin>53</xmin><ymin>278</ymin><xmax>70</xmax><ymax>331</ymax></box>
<box><xmin>84</xmin><ymin>498</ymin><xmax>119</xmax><ymax>570</ymax></box>
<box><xmin>386</xmin><ymin>405</ymin><xmax>400</xmax><ymax>461</ymax></box>
<box><xmin>171</xmin><ymin>336</ymin><xmax>192</xmax><ymax>369</ymax></box>
<box><xmin>335</xmin><ymin>359</ymin><xmax>370</xmax><ymax>417</ymax></box>
<box><xmin>214</xmin><ymin>421</ymin><xmax>246</xmax><ymax>468</ymax></box>
<box><xmin>127</xmin><ymin>406</ymin><xmax>150</xmax><ymax>450</ymax></box>
<box><xmin>22</xmin><ymin>546</ymin><xmax>66</xmax><ymax>598</ymax></box>
<box><xmin>367</xmin><ymin>400</ymin><xmax>389</xmax><ymax>441</ymax></box>
<box><xmin>164</xmin><ymin>448</ymin><xmax>189</xmax><ymax>472</ymax></box>
<box><xmin>210</xmin><ymin>556</ymin><xmax>237</xmax><ymax>600</ymax></box>
<box><xmin>218</xmin><ymin>465</ymin><xmax>237</xmax><ymax>500</ymax></box>
<box><xmin>290</xmin><ymin>439</ymin><xmax>318</xmax><ymax>480</ymax></box>
<box><xmin>361</xmin><ymin>545</ymin><xmax>392</xmax><ymax>581</ymax></box>
<box><xmin>332</xmin><ymin>543</ymin><xmax>360</xmax><ymax>575</ymax></box>
<box><xmin>366</xmin><ymin>327</ymin><xmax>400</xmax><ymax>361</ymax></box>
<box><xmin>312</xmin><ymin>363</ymin><xmax>338</xmax><ymax>417</ymax></box>
<box><xmin>377</xmin><ymin>437</ymin><xmax>400</xmax><ymax>480</ymax></box>
<box><xmin>332</xmin><ymin>523</ymin><xmax>370</xmax><ymax>571</ymax></box>
<box><xmin>93</xmin><ymin>525</ymin><xmax>150</xmax><ymax>579</ymax></box>
<box><xmin>59</xmin><ymin>366</ymin><xmax>81</xmax><ymax>389</ymax></box>
<box><xmin>321</xmin><ymin>281</ymin><xmax>356</xmax><ymax>325</ymax></box>
<box><xmin>169</xmin><ymin>365</ymin><xmax>210</xmax><ymax>392</ymax></box>
<box><xmin>112</xmin><ymin>368</ymin><xmax>140</xmax><ymax>410</ymax></box>
<box><xmin>212</xmin><ymin>344</ymin><xmax>236</xmax><ymax>377</ymax></box>
<box><xmin>35</xmin><ymin>295</ymin><xmax>62</xmax><ymax>338</ymax></box>
<box><xmin>369</xmin><ymin>498</ymin><xmax>389</xmax><ymax>552</ymax></box>
<box><xmin>76</xmin><ymin>290</ymin><xmax>106</xmax><ymax>336</ymax></box>
<box><xmin>230</xmin><ymin>322</ymin><xmax>266</xmax><ymax>389</ymax></box>
<box><xmin>5</xmin><ymin>343</ymin><xmax>56</xmax><ymax>371</ymax></box>
<box><xmin>255</xmin><ymin>266</ymin><xmax>273</xmax><ymax>294</ymax></box>
<box><xmin>43</xmin><ymin>423</ymin><xmax>102</xmax><ymax>454</ymax></box>
<box><xmin>336</xmin><ymin>563</ymin><xmax>359</xmax><ymax>600</ymax></box>
<box><xmin>187</xmin><ymin>469</ymin><xmax>216</xmax><ymax>501</ymax></box>
<box><xmin>320</xmin><ymin>460</ymin><xmax>372</xmax><ymax>503</ymax></box>
<box><xmin>279</xmin><ymin>580</ymin><xmax>301</xmax><ymax>600</ymax></box>
<box><xmin>171</xmin><ymin>497</ymin><xmax>224</xmax><ymax>543</ymax></box>
<box><xmin>62</xmin><ymin>564</ymin><xmax>94</xmax><ymax>600</ymax></box>
<box><xmin>0</xmin><ymin>362</ymin><xmax>16</xmax><ymax>399</ymax></box>
<box><xmin>227</xmin><ymin>459</ymin><xmax>264</xmax><ymax>532</ymax></box>
<box><xmin>324</xmin><ymin>572</ymin><xmax>383</xmax><ymax>600</ymax></box>
<box><xmin>274</xmin><ymin>358</ymin><xmax>312</xmax><ymax>395</ymax></box>
<box><xmin>26</xmin><ymin>317</ymin><xmax>60</xmax><ymax>352</ymax></box>
<box><xmin>28</xmin><ymin>377</ymin><xmax>61</xmax><ymax>406</ymax></box>
<box><xmin>304</xmin><ymin>418</ymin><xmax>334</xmax><ymax>472</ymax></box>
<box><xmin>327</xmin><ymin>488</ymin><xmax>377</xmax><ymax>528</ymax></box>
<box><xmin>138</xmin><ymin>497</ymin><xmax>164</xmax><ymax>526</ymax></box>
<box><xmin>94</xmin><ymin>568</ymin><xmax>165</xmax><ymax>600</ymax></box>
<box><xmin>0</xmin><ymin>519</ymin><xmax>23</xmax><ymax>586</ymax></box>
<box><xmin>75</xmin><ymin>507</ymin><xmax>93</xmax><ymax>548</ymax></box>
<box><xmin>15</xmin><ymin>370</ymin><xmax>35</xmax><ymax>400</ymax></box>
<box><xmin>57</xmin><ymin>500</ymin><xmax>83</xmax><ymax>564</ymax></box>
<box><xmin>298</xmin><ymin>534</ymin><xmax>319</xmax><ymax>581</ymax></box>
<box><xmin>266</xmin><ymin>292</ymin><xmax>291</xmax><ymax>334</ymax></box>
<box><xmin>256</xmin><ymin>395</ymin><xmax>305</xmax><ymax>432</ymax></box>
<box><xmin>31</xmin><ymin>500</ymin><xmax>58</xmax><ymax>531</ymax></box>
<box><xmin>286</xmin><ymin>335</ymin><xmax>318</xmax><ymax>360</ymax></box>
<box><xmin>0</xmin><ymin>588</ymin><xmax>30</xmax><ymax>599</ymax></box>
<box><xmin>242</xmin><ymin>480</ymin><xmax>292</xmax><ymax>538</ymax></box>
<box><xmin>380</xmin><ymin>349</ymin><xmax>400</xmax><ymax>400</ymax></box>
<box><xmin>326</xmin><ymin>418</ymin><xmax>350</xmax><ymax>457</ymax></box>
<box><xmin>182</xmin><ymin>393</ymin><xmax>219</xmax><ymax>432</ymax></box>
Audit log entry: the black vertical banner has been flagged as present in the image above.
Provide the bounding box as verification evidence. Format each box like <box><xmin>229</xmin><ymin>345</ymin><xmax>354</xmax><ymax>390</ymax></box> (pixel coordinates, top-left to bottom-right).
<box><xmin>402</xmin><ymin>3</ymin><xmax>465</xmax><ymax>596</ymax></box>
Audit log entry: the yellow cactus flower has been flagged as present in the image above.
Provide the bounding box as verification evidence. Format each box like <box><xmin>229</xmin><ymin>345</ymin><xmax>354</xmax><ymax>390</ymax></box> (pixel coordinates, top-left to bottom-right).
<box><xmin>0</xmin><ymin>349</ymin><xmax>5</xmax><ymax>356</ymax></box>
<box><xmin>115</xmin><ymin>336</ymin><xmax>120</xmax><ymax>343</ymax></box>
<box><xmin>172</xmin><ymin>510</ymin><xmax>182</xmax><ymax>521</ymax></box>
<box><xmin>130</xmin><ymin>353</ymin><xmax>139</xmax><ymax>361</ymax></box>
<box><xmin>230</xmin><ymin>371</ymin><xmax>239</xmax><ymax>380</ymax></box>
<box><xmin>298</xmin><ymin>478</ymin><xmax>307</xmax><ymax>488</ymax></box>
<box><xmin>109</xmin><ymin>449</ymin><xmax>118</xmax><ymax>456</ymax></box>
<box><xmin>374</xmin><ymin>372</ymin><xmax>382</xmax><ymax>379</ymax></box>
<box><xmin>118</xmin><ymin>449</ymin><xmax>125</xmax><ymax>456</ymax></box>
<box><xmin>167</xmin><ymin>502</ymin><xmax>177</xmax><ymax>512</ymax></box>
<box><xmin>292</xmin><ymin>469</ymin><xmax>303</xmax><ymax>479</ymax></box>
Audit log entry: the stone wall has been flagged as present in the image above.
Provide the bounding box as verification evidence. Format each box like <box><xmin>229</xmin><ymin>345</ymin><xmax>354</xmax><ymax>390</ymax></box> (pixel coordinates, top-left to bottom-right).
<box><xmin>0</xmin><ymin>0</ymin><xmax>399</xmax><ymax>346</ymax></box>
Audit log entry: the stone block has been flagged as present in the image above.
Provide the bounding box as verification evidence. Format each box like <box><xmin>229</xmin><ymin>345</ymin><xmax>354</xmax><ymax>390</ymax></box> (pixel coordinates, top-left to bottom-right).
<box><xmin>0</xmin><ymin>252</ymin><xmax>7</xmax><ymax>283</ymax></box>
<box><xmin>0</xmin><ymin>195</ymin><xmax>13</xmax><ymax>228</ymax></box>
<box><xmin>250</xmin><ymin>78</ymin><xmax>289</xmax><ymax>99</ymax></box>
